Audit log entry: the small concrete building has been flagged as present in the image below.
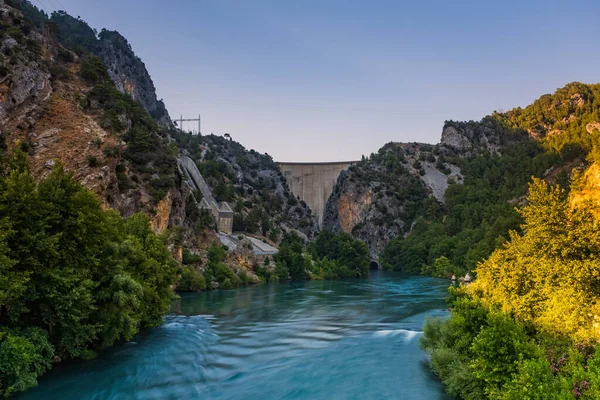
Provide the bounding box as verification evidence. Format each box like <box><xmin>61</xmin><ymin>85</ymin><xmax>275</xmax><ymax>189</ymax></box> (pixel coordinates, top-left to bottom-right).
<box><xmin>217</xmin><ymin>202</ymin><xmax>233</xmax><ymax>234</ymax></box>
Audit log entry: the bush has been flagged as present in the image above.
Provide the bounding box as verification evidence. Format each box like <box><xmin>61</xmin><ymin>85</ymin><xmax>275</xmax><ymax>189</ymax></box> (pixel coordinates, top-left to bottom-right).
<box><xmin>0</xmin><ymin>156</ymin><xmax>178</xmax><ymax>395</ymax></box>
<box><xmin>471</xmin><ymin>313</ymin><xmax>539</xmax><ymax>396</ymax></box>
<box><xmin>178</xmin><ymin>266</ymin><xmax>206</xmax><ymax>291</ymax></box>
<box><xmin>6</xmin><ymin>26</ymin><xmax>24</xmax><ymax>43</ymax></box>
<box><xmin>79</xmin><ymin>56</ymin><xmax>110</xmax><ymax>84</ymax></box>
<box><xmin>0</xmin><ymin>328</ymin><xmax>54</xmax><ymax>397</ymax></box>
<box><xmin>87</xmin><ymin>156</ymin><xmax>98</xmax><ymax>167</ymax></box>
<box><xmin>182</xmin><ymin>248</ymin><xmax>201</xmax><ymax>265</ymax></box>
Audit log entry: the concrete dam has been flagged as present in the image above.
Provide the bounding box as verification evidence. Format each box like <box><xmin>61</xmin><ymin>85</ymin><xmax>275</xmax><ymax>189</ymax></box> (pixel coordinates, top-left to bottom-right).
<box><xmin>278</xmin><ymin>161</ymin><xmax>357</xmax><ymax>227</ymax></box>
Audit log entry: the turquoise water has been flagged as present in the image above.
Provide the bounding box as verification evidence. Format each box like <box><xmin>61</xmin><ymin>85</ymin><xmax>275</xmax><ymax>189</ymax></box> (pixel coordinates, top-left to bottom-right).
<box><xmin>20</xmin><ymin>273</ymin><xmax>452</xmax><ymax>400</ymax></box>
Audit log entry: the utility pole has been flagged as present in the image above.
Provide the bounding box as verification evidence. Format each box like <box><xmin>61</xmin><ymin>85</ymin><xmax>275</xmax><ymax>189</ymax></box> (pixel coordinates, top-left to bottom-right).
<box><xmin>177</xmin><ymin>114</ymin><xmax>202</xmax><ymax>135</ymax></box>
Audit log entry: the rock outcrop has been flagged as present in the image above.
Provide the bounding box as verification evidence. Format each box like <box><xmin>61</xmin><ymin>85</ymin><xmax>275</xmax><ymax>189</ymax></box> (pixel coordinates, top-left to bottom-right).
<box><xmin>440</xmin><ymin>125</ymin><xmax>472</xmax><ymax>150</ymax></box>
<box><xmin>323</xmin><ymin>142</ymin><xmax>463</xmax><ymax>259</ymax></box>
<box><xmin>97</xmin><ymin>30</ymin><xmax>171</xmax><ymax>127</ymax></box>
<box><xmin>175</xmin><ymin>132</ymin><xmax>318</xmax><ymax>242</ymax></box>
<box><xmin>48</xmin><ymin>10</ymin><xmax>172</xmax><ymax>127</ymax></box>
<box><xmin>0</xmin><ymin>1</ymin><xmax>192</xmax><ymax>245</ymax></box>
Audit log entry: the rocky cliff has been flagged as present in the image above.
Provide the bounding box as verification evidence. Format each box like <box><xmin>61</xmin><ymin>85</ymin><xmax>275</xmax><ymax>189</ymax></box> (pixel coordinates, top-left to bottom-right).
<box><xmin>96</xmin><ymin>30</ymin><xmax>171</xmax><ymax>126</ymax></box>
<box><xmin>0</xmin><ymin>1</ymin><xmax>187</xmax><ymax>236</ymax></box>
<box><xmin>0</xmin><ymin>1</ymin><xmax>283</xmax><ymax>285</ymax></box>
<box><xmin>47</xmin><ymin>9</ymin><xmax>172</xmax><ymax>126</ymax></box>
<box><xmin>325</xmin><ymin>83</ymin><xmax>600</xmax><ymax>263</ymax></box>
<box><xmin>323</xmin><ymin>142</ymin><xmax>462</xmax><ymax>259</ymax></box>
<box><xmin>174</xmin><ymin>131</ymin><xmax>318</xmax><ymax>242</ymax></box>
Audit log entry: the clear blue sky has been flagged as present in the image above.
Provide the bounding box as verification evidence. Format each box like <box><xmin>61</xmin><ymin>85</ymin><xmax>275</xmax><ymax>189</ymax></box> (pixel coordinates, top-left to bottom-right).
<box><xmin>37</xmin><ymin>0</ymin><xmax>600</xmax><ymax>162</ymax></box>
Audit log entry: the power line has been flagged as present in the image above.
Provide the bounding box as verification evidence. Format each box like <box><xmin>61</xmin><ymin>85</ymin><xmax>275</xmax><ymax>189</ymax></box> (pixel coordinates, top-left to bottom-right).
<box><xmin>34</xmin><ymin>0</ymin><xmax>48</xmax><ymax>9</ymax></box>
<box><xmin>44</xmin><ymin>0</ymin><xmax>58</xmax><ymax>10</ymax></box>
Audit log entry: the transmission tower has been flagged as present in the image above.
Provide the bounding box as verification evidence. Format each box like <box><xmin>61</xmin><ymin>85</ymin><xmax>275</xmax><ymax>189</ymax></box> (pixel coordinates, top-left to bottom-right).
<box><xmin>178</xmin><ymin>114</ymin><xmax>201</xmax><ymax>134</ymax></box>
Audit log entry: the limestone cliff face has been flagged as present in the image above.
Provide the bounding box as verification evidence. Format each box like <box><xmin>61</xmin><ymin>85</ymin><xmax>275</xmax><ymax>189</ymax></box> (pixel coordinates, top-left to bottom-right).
<box><xmin>96</xmin><ymin>30</ymin><xmax>171</xmax><ymax>127</ymax></box>
<box><xmin>335</xmin><ymin>183</ymin><xmax>372</xmax><ymax>233</ymax></box>
<box><xmin>0</xmin><ymin>2</ymin><xmax>194</xmax><ymax>246</ymax></box>
<box><xmin>47</xmin><ymin>11</ymin><xmax>172</xmax><ymax>127</ymax></box>
<box><xmin>323</xmin><ymin>142</ymin><xmax>463</xmax><ymax>259</ymax></box>
<box><xmin>440</xmin><ymin>118</ymin><xmax>519</xmax><ymax>154</ymax></box>
<box><xmin>0</xmin><ymin>5</ymin><xmax>51</xmax><ymax>133</ymax></box>
<box><xmin>440</xmin><ymin>125</ymin><xmax>472</xmax><ymax>151</ymax></box>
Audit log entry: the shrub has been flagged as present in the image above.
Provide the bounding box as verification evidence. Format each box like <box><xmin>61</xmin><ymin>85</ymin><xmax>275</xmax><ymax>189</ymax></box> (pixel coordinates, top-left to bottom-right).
<box><xmin>0</xmin><ymin>328</ymin><xmax>54</xmax><ymax>397</ymax></box>
<box><xmin>182</xmin><ymin>248</ymin><xmax>201</xmax><ymax>265</ymax></box>
<box><xmin>6</xmin><ymin>26</ymin><xmax>24</xmax><ymax>42</ymax></box>
<box><xmin>87</xmin><ymin>156</ymin><xmax>98</xmax><ymax>167</ymax></box>
<box><xmin>79</xmin><ymin>56</ymin><xmax>110</xmax><ymax>84</ymax></box>
<box><xmin>178</xmin><ymin>266</ymin><xmax>206</xmax><ymax>291</ymax></box>
<box><xmin>471</xmin><ymin>313</ymin><xmax>539</xmax><ymax>395</ymax></box>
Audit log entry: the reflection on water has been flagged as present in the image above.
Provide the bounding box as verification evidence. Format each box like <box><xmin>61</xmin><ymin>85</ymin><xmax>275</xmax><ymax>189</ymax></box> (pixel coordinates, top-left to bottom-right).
<box><xmin>19</xmin><ymin>272</ymin><xmax>453</xmax><ymax>400</ymax></box>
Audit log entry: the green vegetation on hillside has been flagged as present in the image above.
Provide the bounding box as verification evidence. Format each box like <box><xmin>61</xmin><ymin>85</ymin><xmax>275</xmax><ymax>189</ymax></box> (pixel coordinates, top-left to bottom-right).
<box><xmin>422</xmin><ymin>291</ymin><xmax>600</xmax><ymax>400</ymax></box>
<box><xmin>0</xmin><ymin>151</ymin><xmax>178</xmax><ymax>396</ymax></box>
<box><xmin>173</xmin><ymin>131</ymin><xmax>316</xmax><ymax>239</ymax></box>
<box><xmin>5</xmin><ymin>0</ymin><xmax>47</xmax><ymax>29</ymax></box>
<box><xmin>380</xmin><ymin>140</ymin><xmax>560</xmax><ymax>276</ymax></box>
<box><xmin>49</xmin><ymin>10</ymin><xmax>98</xmax><ymax>54</ymax></box>
<box><xmin>422</xmin><ymin>165</ymin><xmax>600</xmax><ymax>399</ymax></box>
<box><xmin>177</xmin><ymin>230</ymin><xmax>369</xmax><ymax>292</ymax></box>
<box><xmin>265</xmin><ymin>230</ymin><xmax>369</xmax><ymax>282</ymax></box>
<box><xmin>79</xmin><ymin>56</ymin><xmax>177</xmax><ymax>203</ymax></box>
<box><xmin>471</xmin><ymin>176</ymin><xmax>600</xmax><ymax>341</ymax></box>
<box><xmin>502</xmin><ymin>82</ymin><xmax>600</xmax><ymax>158</ymax></box>
<box><xmin>381</xmin><ymin>83</ymin><xmax>600</xmax><ymax>278</ymax></box>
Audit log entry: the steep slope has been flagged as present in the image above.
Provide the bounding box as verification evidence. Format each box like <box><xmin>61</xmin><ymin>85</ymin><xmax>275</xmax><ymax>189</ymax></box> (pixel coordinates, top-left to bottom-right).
<box><xmin>0</xmin><ymin>1</ymin><xmax>188</xmax><ymax>236</ymax></box>
<box><xmin>95</xmin><ymin>29</ymin><xmax>171</xmax><ymax>126</ymax></box>
<box><xmin>46</xmin><ymin>9</ymin><xmax>172</xmax><ymax>126</ymax></box>
<box><xmin>323</xmin><ymin>142</ymin><xmax>457</xmax><ymax>259</ymax></box>
<box><xmin>0</xmin><ymin>0</ymin><xmax>285</xmax><ymax>295</ymax></box>
<box><xmin>174</xmin><ymin>131</ymin><xmax>319</xmax><ymax>241</ymax></box>
<box><xmin>377</xmin><ymin>83</ymin><xmax>599</xmax><ymax>276</ymax></box>
<box><xmin>327</xmin><ymin>83</ymin><xmax>599</xmax><ymax>270</ymax></box>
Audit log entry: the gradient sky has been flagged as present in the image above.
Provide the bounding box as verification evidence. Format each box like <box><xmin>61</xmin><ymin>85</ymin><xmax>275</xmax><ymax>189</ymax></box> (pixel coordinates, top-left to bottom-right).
<box><xmin>36</xmin><ymin>0</ymin><xmax>600</xmax><ymax>162</ymax></box>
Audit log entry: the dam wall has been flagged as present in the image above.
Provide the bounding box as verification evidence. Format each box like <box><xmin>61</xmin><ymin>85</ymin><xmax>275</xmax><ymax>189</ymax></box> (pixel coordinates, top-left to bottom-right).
<box><xmin>278</xmin><ymin>161</ymin><xmax>356</xmax><ymax>227</ymax></box>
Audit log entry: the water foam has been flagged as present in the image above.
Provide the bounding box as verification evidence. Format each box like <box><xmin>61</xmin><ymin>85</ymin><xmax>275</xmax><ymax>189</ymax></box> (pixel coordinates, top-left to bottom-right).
<box><xmin>373</xmin><ymin>329</ymin><xmax>422</xmax><ymax>342</ymax></box>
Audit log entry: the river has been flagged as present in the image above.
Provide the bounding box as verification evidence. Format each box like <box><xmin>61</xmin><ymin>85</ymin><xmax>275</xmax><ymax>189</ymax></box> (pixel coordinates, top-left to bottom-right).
<box><xmin>19</xmin><ymin>272</ymin><xmax>452</xmax><ymax>400</ymax></box>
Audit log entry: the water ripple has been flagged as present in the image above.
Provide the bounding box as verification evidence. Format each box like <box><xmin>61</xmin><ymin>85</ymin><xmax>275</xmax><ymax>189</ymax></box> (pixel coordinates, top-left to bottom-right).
<box><xmin>19</xmin><ymin>273</ymin><xmax>453</xmax><ymax>400</ymax></box>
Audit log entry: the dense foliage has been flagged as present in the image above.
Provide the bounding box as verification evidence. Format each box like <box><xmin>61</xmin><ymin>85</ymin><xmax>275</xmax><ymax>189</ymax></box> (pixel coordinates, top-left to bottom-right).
<box><xmin>422</xmin><ymin>291</ymin><xmax>600</xmax><ymax>399</ymax></box>
<box><xmin>423</xmin><ymin>164</ymin><xmax>600</xmax><ymax>399</ymax></box>
<box><xmin>380</xmin><ymin>140</ymin><xmax>560</xmax><ymax>276</ymax></box>
<box><xmin>470</xmin><ymin>175</ymin><xmax>600</xmax><ymax>341</ymax></box>
<box><xmin>0</xmin><ymin>152</ymin><xmax>178</xmax><ymax>396</ymax></box>
<box><xmin>308</xmin><ymin>230</ymin><xmax>370</xmax><ymax>279</ymax></box>
<box><xmin>177</xmin><ymin>244</ymin><xmax>254</xmax><ymax>291</ymax></box>
<box><xmin>260</xmin><ymin>230</ymin><xmax>370</xmax><ymax>282</ymax></box>
<box><xmin>49</xmin><ymin>10</ymin><xmax>98</xmax><ymax>54</ymax></box>
<box><xmin>502</xmin><ymin>82</ymin><xmax>600</xmax><ymax>158</ymax></box>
